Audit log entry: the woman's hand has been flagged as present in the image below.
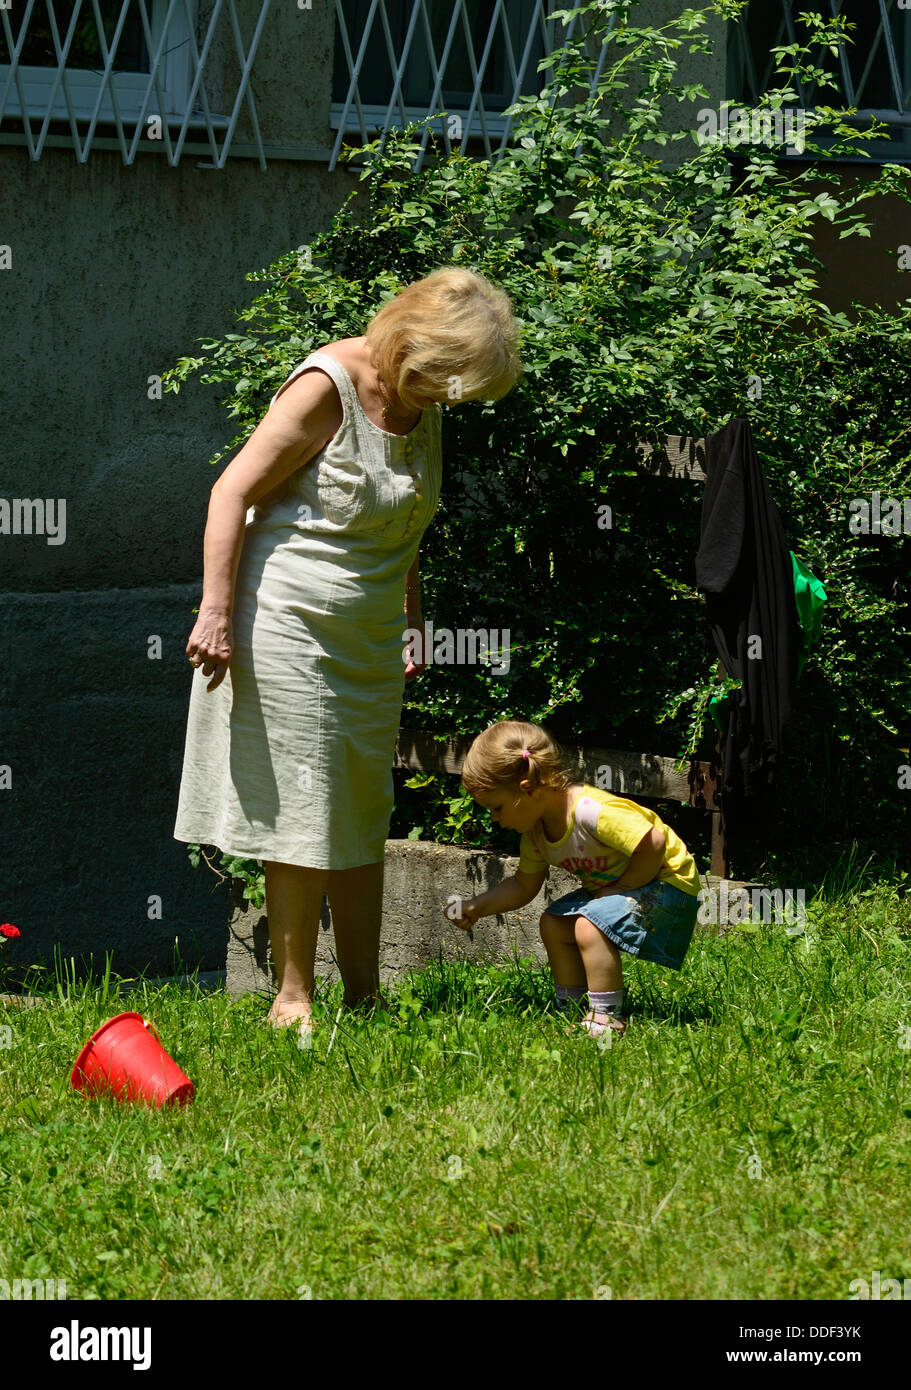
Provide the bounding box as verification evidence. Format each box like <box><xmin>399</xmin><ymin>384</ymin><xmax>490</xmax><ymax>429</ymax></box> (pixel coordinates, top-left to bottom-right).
<box><xmin>186</xmin><ymin>607</ymin><xmax>234</xmax><ymax>692</ymax></box>
<box><xmin>404</xmin><ymin>606</ymin><xmax>428</xmax><ymax>681</ymax></box>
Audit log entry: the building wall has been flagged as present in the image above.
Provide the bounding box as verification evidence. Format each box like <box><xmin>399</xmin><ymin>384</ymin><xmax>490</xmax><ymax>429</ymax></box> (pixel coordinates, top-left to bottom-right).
<box><xmin>0</xmin><ymin>0</ymin><xmax>357</xmax><ymax>978</ymax></box>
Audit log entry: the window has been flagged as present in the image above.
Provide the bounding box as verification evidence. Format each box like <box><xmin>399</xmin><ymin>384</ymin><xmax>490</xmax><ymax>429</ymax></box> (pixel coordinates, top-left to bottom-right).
<box><xmin>330</xmin><ymin>0</ymin><xmax>562</xmax><ymax>170</ymax></box>
<box><xmin>728</xmin><ymin>1</ymin><xmax>911</xmax><ymax>161</ymax></box>
<box><xmin>1</xmin><ymin>0</ymin><xmax>192</xmax><ymax>125</ymax></box>
<box><xmin>0</xmin><ymin>0</ymin><xmax>272</xmax><ymax>166</ymax></box>
<box><xmin>14</xmin><ymin>2</ymin><xmax>149</xmax><ymax>70</ymax></box>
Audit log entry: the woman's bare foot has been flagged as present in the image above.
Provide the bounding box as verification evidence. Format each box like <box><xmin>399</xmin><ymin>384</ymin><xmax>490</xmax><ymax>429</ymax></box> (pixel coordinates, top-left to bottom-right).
<box><xmin>344</xmin><ymin>991</ymin><xmax>391</xmax><ymax>1015</ymax></box>
<box><xmin>266</xmin><ymin>996</ymin><xmax>314</xmax><ymax>1035</ymax></box>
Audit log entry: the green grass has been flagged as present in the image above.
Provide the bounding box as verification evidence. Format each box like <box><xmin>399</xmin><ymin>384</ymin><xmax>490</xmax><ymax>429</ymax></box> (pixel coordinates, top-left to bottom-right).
<box><xmin>2</xmin><ymin>880</ymin><xmax>911</xmax><ymax>1300</ymax></box>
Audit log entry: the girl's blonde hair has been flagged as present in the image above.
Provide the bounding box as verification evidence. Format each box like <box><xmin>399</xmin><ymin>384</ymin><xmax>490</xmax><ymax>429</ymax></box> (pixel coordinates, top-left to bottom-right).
<box><xmin>364</xmin><ymin>267</ymin><xmax>523</xmax><ymax>411</ymax></box>
<box><xmin>461</xmin><ymin>720</ymin><xmax>573</xmax><ymax>796</ymax></box>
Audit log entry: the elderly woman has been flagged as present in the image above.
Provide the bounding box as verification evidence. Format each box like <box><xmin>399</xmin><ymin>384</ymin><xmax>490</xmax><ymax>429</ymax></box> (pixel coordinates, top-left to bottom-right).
<box><xmin>174</xmin><ymin>267</ymin><xmax>522</xmax><ymax>1037</ymax></box>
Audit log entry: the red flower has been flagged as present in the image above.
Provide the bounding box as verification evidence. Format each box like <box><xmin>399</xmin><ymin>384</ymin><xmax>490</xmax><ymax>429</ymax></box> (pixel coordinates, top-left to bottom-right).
<box><xmin>0</xmin><ymin>923</ymin><xmax>20</xmax><ymax>938</ymax></box>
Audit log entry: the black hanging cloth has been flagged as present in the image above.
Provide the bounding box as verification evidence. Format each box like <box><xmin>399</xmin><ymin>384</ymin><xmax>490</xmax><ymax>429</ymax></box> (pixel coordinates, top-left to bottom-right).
<box><xmin>695</xmin><ymin>416</ymin><xmax>800</xmax><ymax>836</ymax></box>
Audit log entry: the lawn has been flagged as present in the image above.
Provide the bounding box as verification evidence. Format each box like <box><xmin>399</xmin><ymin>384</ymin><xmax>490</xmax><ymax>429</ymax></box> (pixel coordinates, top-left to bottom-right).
<box><xmin>1</xmin><ymin>876</ymin><xmax>910</xmax><ymax>1301</ymax></box>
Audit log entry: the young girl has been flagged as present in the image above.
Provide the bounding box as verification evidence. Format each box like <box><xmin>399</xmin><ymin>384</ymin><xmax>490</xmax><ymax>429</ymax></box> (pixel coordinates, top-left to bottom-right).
<box><xmin>446</xmin><ymin>719</ymin><xmax>701</xmax><ymax>1036</ymax></box>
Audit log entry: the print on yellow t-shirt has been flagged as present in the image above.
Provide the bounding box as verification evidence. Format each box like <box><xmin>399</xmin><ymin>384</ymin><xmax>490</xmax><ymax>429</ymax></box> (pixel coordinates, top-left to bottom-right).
<box><xmin>518</xmin><ymin>785</ymin><xmax>700</xmax><ymax>897</ymax></box>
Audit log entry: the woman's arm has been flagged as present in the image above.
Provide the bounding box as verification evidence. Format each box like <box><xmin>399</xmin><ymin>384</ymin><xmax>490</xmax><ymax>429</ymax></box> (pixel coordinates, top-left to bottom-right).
<box><xmin>403</xmin><ymin>550</ymin><xmax>425</xmax><ymax>680</ymax></box>
<box><xmin>405</xmin><ymin>551</ymin><xmax>420</xmax><ymax>606</ymax></box>
<box><xmin>202</xmin><ymin>373</ymin><xmax>341</xmax><ymax>612</ymax></box>
<box><xmin>186</xmin><ymin>372</ymin><xmax>342</xmax><ymax>691</ymax></box>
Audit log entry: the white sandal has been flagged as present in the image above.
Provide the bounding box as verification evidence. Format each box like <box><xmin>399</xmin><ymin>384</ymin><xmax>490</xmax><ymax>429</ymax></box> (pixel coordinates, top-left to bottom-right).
<box><xmin>580</xmin><ymin>1009</ymin><xmax>627</xmax><ymax>1037</ymax></box>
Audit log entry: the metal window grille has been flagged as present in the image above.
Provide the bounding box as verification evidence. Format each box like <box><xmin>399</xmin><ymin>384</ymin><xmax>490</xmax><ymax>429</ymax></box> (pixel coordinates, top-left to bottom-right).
<box><xmin>329</xmin><ymin>0</ymin><xmax>616</xmax><ymax>173</ymax></box>
<box><xmin>728</xmin><ymin>0</ymin><xmax>911</xmax><ymax>158</ymax></box>
<box><xmin>13</xmin><ymin>3</ymin><xmax>904</xmax><ymax>174</ymax></box>
<box><xmin>0</xmin><ymin>0</ymin><xmax>272</xmax><ymax>166</ymax></box>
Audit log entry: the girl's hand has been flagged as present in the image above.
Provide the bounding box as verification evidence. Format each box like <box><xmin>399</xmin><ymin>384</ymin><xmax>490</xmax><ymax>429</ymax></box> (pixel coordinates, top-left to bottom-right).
<box><xmin>187</xmin><ymin>608</ymin><xmax>234</xmax><ymax>692</ymax></box>
<box><xmin>444</xmin><ymin>895</ymin><xmax>482</xmax><ymax>930</ymax></box>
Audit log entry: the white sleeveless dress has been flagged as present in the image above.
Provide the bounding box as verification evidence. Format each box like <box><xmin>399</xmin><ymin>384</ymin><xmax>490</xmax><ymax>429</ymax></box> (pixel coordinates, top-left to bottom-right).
<box><xmin>173</xmin><ymin>350</ymin><xmax>443</xmax><ymax>868</ymax></box>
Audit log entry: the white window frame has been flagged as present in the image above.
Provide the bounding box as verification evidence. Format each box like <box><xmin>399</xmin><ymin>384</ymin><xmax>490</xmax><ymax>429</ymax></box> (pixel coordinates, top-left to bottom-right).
<box><xmin>0</xmin><ymin>0</ymin><xmax>273</xmax><ymax>167</ymax></box>
<box><xmin>1</xmin><ymin>0</ymin><xmax>193</xmax><ymax>124</ymax></box>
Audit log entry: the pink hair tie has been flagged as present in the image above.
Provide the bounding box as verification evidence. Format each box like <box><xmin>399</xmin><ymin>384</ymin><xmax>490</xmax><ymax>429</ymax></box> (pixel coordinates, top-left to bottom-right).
<box><xmin>522</xmin><ymin>747</ymin><xmax>530</xmax><ymax>760</ymax></box>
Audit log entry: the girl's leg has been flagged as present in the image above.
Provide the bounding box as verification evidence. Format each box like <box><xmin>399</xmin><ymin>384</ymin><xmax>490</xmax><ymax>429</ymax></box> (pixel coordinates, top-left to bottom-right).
<box><xmin>263</xmin><ymin>860</ymin><xmax>328</xmax><ymax>1027</ymax></box>
<box><xmin>326</xmin><ymin>860</ymin><xmax>387</xmax><ymax>1009</ymax></box>
<box><xmin>573</xmin><ymin>916</ymin><xmax>623</xmax><ymax>993</ymax></box>
<box><xmin>540</xmin><ymin>912</ymin><xmax>588</xmax><ymax>987</ymax></box>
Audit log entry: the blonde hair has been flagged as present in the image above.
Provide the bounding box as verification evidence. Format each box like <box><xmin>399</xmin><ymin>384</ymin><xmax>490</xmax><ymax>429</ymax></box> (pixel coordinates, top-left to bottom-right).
<box><xmin>364</xmin><ymin>267</ymin><xmax>523</xmax><ymax>411</ymax></box>
<box><xmin>461</xmin><ymin>720</ymin><xmax>573</xmax><ymax>796</ymax></box>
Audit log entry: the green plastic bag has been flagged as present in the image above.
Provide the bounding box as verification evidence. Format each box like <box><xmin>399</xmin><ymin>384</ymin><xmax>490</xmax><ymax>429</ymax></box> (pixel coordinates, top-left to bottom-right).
<box><xmin>791</xmin><ymin>551</ymin><xmax>827</xmax><ymax>677</ymax></box>
<box><xmin>707</xmin><ymin>552</ymin><xmax>827</xmax><ymax>732</ymax></box>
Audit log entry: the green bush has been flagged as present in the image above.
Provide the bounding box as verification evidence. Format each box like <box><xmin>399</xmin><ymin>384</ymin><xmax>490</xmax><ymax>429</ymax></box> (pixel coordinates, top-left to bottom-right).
<box><xmin>167</xmin><ymin>0</ymin><xmax>911</xmax><ymax>885</ymax></box>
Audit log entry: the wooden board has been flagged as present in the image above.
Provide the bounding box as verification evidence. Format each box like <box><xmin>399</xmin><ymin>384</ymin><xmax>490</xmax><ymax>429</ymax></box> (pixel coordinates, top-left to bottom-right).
<box><xmin>635</xmin><ymin>434</ymin><xmax>707</xmax><ymax>480</ymax></box>
<box><xmin>394</xmin><ymin>729</ymin><xmax>720</xmax><ymax>810</ymax></box>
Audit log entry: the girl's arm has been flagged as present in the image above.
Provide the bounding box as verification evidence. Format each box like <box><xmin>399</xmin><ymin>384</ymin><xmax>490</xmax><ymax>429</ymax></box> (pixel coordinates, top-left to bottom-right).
<box><xmin>448</xmin><ymin>868</ymin><xmax>547</xmax><ymax>927</ymax></box>
<box><xmin>596</xmin><ymin>827</ymin><xmax>667</xmax><ymax>894</ymax></box>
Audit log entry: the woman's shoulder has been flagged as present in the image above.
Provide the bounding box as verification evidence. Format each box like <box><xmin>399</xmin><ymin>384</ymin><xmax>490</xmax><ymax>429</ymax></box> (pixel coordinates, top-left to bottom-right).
<box><xmin>269</xmin><ymin>338</ymin><xmax>367</xmax><ymax>415</ymax></box>
<box><xmin>320</xmin><ymin>336</ymin><xmax>368</xmax><ymax>378</ymax></box>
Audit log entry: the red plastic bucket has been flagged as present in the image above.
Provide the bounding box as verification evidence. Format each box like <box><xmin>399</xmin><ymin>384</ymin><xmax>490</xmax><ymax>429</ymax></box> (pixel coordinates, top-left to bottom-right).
<box><xmin>71</xmin><ymin>1012</ymin><xmax>194</xmax><ymax>1108</ymax></box>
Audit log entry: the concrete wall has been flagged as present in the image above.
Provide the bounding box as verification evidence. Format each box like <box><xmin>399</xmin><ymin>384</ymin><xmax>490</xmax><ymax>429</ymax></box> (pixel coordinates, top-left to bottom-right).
<box><xmin>226</xmin><ymin>840</ymin><xmax>579</xmax><ymax>996</ymax></box>
<box><xmin>0</xmin><ymin>0</ymin><xmax>354</xmax><ymax>978</ymax></box>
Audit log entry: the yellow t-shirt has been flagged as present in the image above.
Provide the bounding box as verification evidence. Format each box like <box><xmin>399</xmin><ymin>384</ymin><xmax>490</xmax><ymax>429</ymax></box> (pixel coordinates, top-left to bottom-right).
<box><xmin>518</xmin><ymin>785</ymin><xmax>700</xmax><ymax>897</ymax></box>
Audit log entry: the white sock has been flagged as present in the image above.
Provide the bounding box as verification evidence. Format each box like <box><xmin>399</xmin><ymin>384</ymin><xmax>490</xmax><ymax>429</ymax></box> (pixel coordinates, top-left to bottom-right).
<box><xmin>555</xmin><ymin>984</ymin><xmax>587</xmax><ymax>1012</ymax></box>
<box><xmin>588</xmin><ymin>988</ymin><xmax>625</xmax><ymax>1017</ymax></box>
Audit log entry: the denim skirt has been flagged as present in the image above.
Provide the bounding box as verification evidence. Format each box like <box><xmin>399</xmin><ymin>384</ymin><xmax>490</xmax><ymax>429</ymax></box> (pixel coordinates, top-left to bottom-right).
<box><xmin>545</xmin><ymin>879</ymin><xmax>699</xmax><ymax>971</ymax></box>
